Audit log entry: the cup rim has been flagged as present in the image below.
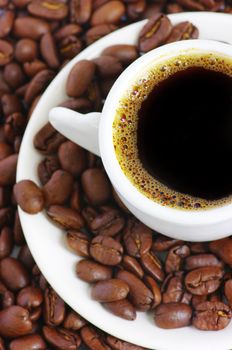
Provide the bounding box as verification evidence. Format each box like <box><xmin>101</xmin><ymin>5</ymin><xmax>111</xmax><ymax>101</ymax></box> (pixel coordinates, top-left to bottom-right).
<box><xmin>99</xmin><ymin>39</ymin><xmax>232</xmax><ymax>226</ymax></box>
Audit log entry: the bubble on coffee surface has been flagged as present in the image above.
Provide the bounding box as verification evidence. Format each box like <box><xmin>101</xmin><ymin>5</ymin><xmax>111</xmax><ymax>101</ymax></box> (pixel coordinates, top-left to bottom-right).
<box><xmin>113</xmin><ymin>52</ymin><xmax>232</xmax><ymax>210</ymax></box>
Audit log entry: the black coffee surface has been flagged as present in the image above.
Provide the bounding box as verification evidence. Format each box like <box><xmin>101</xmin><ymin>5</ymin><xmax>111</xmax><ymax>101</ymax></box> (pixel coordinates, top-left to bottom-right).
<box><xmin>137</xmin><ymin>67</ymin><xmax>232</xmax><ymax>200</ymax></box>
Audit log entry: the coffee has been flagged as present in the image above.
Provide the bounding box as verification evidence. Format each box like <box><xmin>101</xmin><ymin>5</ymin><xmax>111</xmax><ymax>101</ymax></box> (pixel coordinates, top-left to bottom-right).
<box><xmin>113</xmin><ymin>53</ymin><xmax>232</xmax><ymax>210</ymax></box>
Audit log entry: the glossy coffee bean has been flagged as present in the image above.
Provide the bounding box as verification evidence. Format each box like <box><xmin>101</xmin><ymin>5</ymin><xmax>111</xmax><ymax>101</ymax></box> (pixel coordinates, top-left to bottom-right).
<box><xmin>43</xmin><ymin>170</ymin><xmax>74</xmax><ymax>206</ymax></box>
<box><xmin>103</xmin><ymin>299</ymin><xmax>136</xmax><ymax>321</ymax></box>
<box><xmin>76</xmin><ymin>259</ymin><xmax>112</xmax><ymax>282</ymax></box>
<box><xmin>43</xmin><ymin>287</ymin><xmax>65</xmax><ymax>326</ymax></box>
<box><xmin>9</xmin><ymin>334</ymin><xmax>46</xmax><ymax>350</ymax></box>
<box><xmin>90</xmin><ymin>235</ymin><xmax>123</xmax><ymax>266</ymax></box>
<box><xmin>185</xmin><ymin>266</ymin><xmax>223</xmax><ymax>295</ymax></box>
<box><xmin>154</xmin><ymin>303</ymin><xmax>192</xmax><ymax>329</ymax></box>
<box><xmin>14</xmin><ymin>180</ymin><xmax>45</xmax><ymax>214</ymax></box>
<box><xmin>0</xmin><ymin>257</ymin><xmax>30</xmax><ymax>291</ymax></box>
<box><xmin>193</xmin><ymin>301</ymin><xmax>231</xmax><ymax>330</ymax></box>
<box><xmin>0</xmin><ymin>306</ymin><xmax>32</xmax><ymax>338</ymax></box>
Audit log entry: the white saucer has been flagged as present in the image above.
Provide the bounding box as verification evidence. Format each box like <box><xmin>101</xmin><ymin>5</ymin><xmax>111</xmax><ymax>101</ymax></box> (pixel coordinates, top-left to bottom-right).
<box><xmin>17</xmin><ymin>12</ymin><xmax>232</xmax><ymax>350</ymax></box>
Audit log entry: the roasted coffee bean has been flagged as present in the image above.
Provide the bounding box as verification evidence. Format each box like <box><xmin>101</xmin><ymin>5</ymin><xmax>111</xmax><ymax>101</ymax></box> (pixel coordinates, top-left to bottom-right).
<box><xmin>185</xmin><ymin>253</ymin><xmax>224</xmax><ymax>270</ymax></box>
<box><xmin>3</xmin><ymin>63</ymin><xmax>25</xmax><ymax>89</ymax></box>
<box><xmin>43</xmin><ymin>170</ymin><xmax>74</xmax><ymax>206</ymax></box>
<box><xmin>70</xmin><ymin>182</ymin><xmax>81</xmax><ymax>211</ymax></box>
<box><xmin>190</xmin><ymin>242</ymin><xmax>208</xmax><ymax>254</ymax></box>
<box><xmin>17</xmin><ymin>286</ymin><xmax>43</xmax><ymax>311</ymax></box>
<box><xmin>91</xmin><ymin>279</ymin><xmax>129</xmax><ymax>302</ymax></box>
<box><xmin>154</xmin><ymin>303</ymin><xmax>192</xmax><ymax>329</ymax></box>
<box><xmin>106</xmin><ymin>335</ymin><xmax>145</xmax><ymax>350</ymax></box>
<box><xmin>81</xmin><ymin>326</ymin><xmax>110</xmax><ymax>350</ymax></box>
<box><xmin>28</xmin><ymin>0</ymin><xmax>68</xmax><ymax>20</ymax></box>
<box><xmin>38</xmin><ymin>155</ymin><xmax>60</xmax><ymax>185</ymax></box>
<box><xmin>58</xmin><ymin>141</ymin><xmax>87</xmax><ymax>177</ymax></box>
<box><xmin>2</xmin><ymin>94</ymin><xmax>22</xmax><ymax>116</ymax></box>
<box><xmin>90</xmin><ymin>235</ymin><xmax>123</xmax><ymax>266</ymax></box>
<box><xmin>117</xmin><ymin>270</ymin><xmax>153</xmax><ymax>311</ymax></box>
<box><xmin>103</xmin><ymin>299</ymin><xmax>136</xmax><ymax>321</ymax></box>
<box><xmin>102</xmin><ymin>44</ymin><xmax>139</xmax><ymax>66</ymax></box>
<box><xmin>89</xmin><ymin>206</ymin><xmax>125</xmax><ymax>237</ymax></box>
<box><xmin>0</xmin><ymin>285</ymin><xmax>15</xmax><ymax>309</ymax></box>
<box><xmin>0</xmin><ymin>10</ymin><xmax>14</xmax><ymax>38</ymax></box>
<box><xmin>87</xmin><ymin>80</ymin><xmax>102</xmax><ymax>111</ymax></box>
<box><xmin>67</xmin><ymin>231</ymin><xmax>89</xmax><ymax>257</ymax></box>
<box><xmin>152</xmin><ymin>235</ymin><xmax>183</xmax><ymax>252</ymax></box>
<box><xmin>13</xmin><ymin>210</ymin><xmax>25</xmax><ymax>246</ymax></box>
<box><xmin>34</xmin><ymin>122</ymin><xmax>65</xmax><ymax>155</ymax></box>
<box><xmin>191</xmin><ymin>294</ymin><xmax>207</xmax><ymax>308</ymax></box>
<box><xmin>18</xmin><ymin>245</ymin><xmax>35</xmax><ymax>270</ymax></box>
<box><xmin>76</xmin><ymin>258</ymin><xmax>112</xmax><ymax>282</ymax></box>
<box><xmin>224</xmin><ymin>279</ymin><xmax>232</xmax><ymax>307</ymax></box>
<box><xmin>0</xmin><ymin>257</ymin><xmax>30</xmax><ymax>291</ymax></box>
<box><xmin>47</xmin><ymin>205</ymin><xmax>84</xmax><ymax>229</ymax></box>
<box><xmin>15</xmin><ymin>39</ymin><xmax>38</xmax><ymax>63</ymax></box>
<box><xmin>59</xmin><ymin>34</ymin><xmax>82</xmax><ymax>60</ymax></box>
<box><xmin>43</xmin><ymin>287</ymin><xmax>65</xmax><ymax>326</ymax></box>
<box><xmin>4</xmin><ymin>112</ymin><xmax>25</xmax><ymax>143</ymax></box>
<box><xmin>54</xmin><ymin>24</ymin><xmax>82</xmax><ymax>41</ymax></box>
<box><xmin>40</xmin><ymin>33</ymin><xmax>59</xmax><ymax>69</ymax></box>
<box><xmin>128</xmin><ymin>0</ymin><xmax>146</xmax><ymax>20</ymax></box>
<box><xmin>141</xmin><ymin>251</ymin><xmax>164</xmax><ymax>282</ymax></box>
<box><xmin>185</xmin><ymin>266</ymin><xmax>223</xmax><ymax>295</ymax></box>
<box><xmin>144</xmin><ymin>275</ymin><xmax>162</xmax><ymax>308</ymax></box>
<box><xmin>25</xmin><ymin>69</ymin><xmax>55</xmax><ymax>104</ymax></box>
<box><xmin>123</xmin><ymin>219</ymin><xmax>152</xmax><ymax>258</ymax></box>
<box><xmin>193</xmin><ymin>301</ymin><xmax>231</xmax><ymax>330</ymax></box>
<box><xmin>66</xmin><ymin>60</ymin><xmax>96</xmax><ymax>97</ymax></box>
<box><xmin>70</xmin><ymin>0</ymin><xmax>92</xmax><ymax>24</ymax></box>
<box><xmin>14</xmin><ymin>180</ymin><xmax>45</xmax><ymax>214</ymax></box>
<box><xmin>23</xmin><ymin>59</ymin><xmax>47</xmax><ymax>78</ymax></box>
<box><xmin>209</xmin><ymin>238</ymin><xmax>232</xmax><ymax>266</ymax></box>
<box><xmin>81</xmin><ymin>168</ymin><xmax>111</xmax><ymax>205</ymax></box>
<box><xmin>0</xmin><ymin>40</ymin><xmax>13</xmax><ymax>66</ymax></box>
<box><xmin>0</xmin><ymin>306</ymin><xmax>32</xmax><ymax>338</ymax></box>
<box><xmin>86</xmin><ymin>24</ymin><xmax>117</xmax><ymax>45</ymax></box>
<box><xmin>162</xmin><ymin>273</ymin><xmax>184</xmax><ymax>303</ymax></box>
<box><xmin>91</xmin><ymin>1</ymin><xmax>126</xmax><ymax>26</ymax></box>
<box><xmin>166</xmin><ymin>3</ymin><xmax>184</xmax><ymax>13</ymax></box>
<box><xmin>176</xmin><ymin>0</ymin><xmax>224</xmax><ymax>11</ymax></box>
<box><xmin>0</xmin><ymin>143</ymin><xmax>13</xmax><ymax>161</ymax></box>
<box><xmin>43</xmin><ymin>325</ymin><xmax>81</xmax><ymax>349</ymax></box>
<box><xmin>165</xmin><ymin>245</ymin><xmax>190</xmax><ymax>273</ymax></box>
<box><xmin>13</xmin><ymin>17</ymin><xmax>50</xmax><ymax>40</ymax></box>
<box><xmin>122</xmin><ymin>255</ymin><xmax>144</xmax><ymax>279</ymax></box>
<box><xmin>94</xmin><ymin>55</ymin><xmax>123</xmax><ymax>78</ymax></box>
<box><xmin>138</xmin><ymin>13</ymin><xmax>172</xmax><ymax>52</ymax></box>
<box><xmin>59</xmin><ymin>98</ymin><xmax>92</xmax><ymax>113</ymax></box>
<box><xmin>9</xmin><ymin>334</ymin><xmax>46</xmax><ymax>350</ymax></box>
<box><xmin>166</xmin><ymin>21</ymin><xmax>199</xmax><ymax>43</ymax></box>
<box><xmin>0</xmin><ymin>207</ymin><xmax>13</xmax><ymax>228</ymax></box>
<box><xmin>63</xmin><ymin>311</ymin><xmax>86</xmax><ymax>331</ymax></box>
<box><xmin>0</xmin><ymin>226</ymin><xmax>13</xmax><ymax>259</ymax></box>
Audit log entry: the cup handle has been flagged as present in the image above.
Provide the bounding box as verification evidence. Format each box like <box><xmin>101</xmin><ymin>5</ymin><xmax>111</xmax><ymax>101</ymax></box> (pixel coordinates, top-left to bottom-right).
<box><xmin>49</xmin><ymin>107</ymin><xmax>101</xmax><ymax>156</ymax></box>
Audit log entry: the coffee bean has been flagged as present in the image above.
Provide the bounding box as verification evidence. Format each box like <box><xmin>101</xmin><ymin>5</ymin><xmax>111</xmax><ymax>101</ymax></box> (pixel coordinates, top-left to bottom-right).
<box><xmin>43</xmin><ymin>170</ymin><xmax>74</xmax><ymax>206</ymax></box>
<box><xmin>23</xmin><ymin>59</ymin><xmax>47</xmax><ymax>78</ymax></box>
<box><xmin>165</xmin><ymin>245</ymin><xmax>190</xmax><ymax>273</ymax></box>
<box><xmin>190</xmin><ymin>242</ymin><xmax>208</xmax><ymax>254</ymax></box>
<box><xmin>47</xmin><ymin>205</ymin><xmax>84</xmax><ymax>229</ymax></box>
<box><xmin>54</xmin><ymin>24</ymin><xmax>82</xmax><ymax>41</ymax></box>
<box><xmin>0</xmin><ymin>257</ymin><xmax>30</xmax><ymax>291</ymax></box>
<box><xmin>193</xmin><ymin>301</ymin><xmax>231</xmax><ymax>330</ymax></box>
<box><xmin>117</xmin><ymin>270</ymin><xmax>153</xmax><ymax>311</ymax></box>
<box><xmin>70</xmin><ymin>0</ymin><xmax>92</xmax><ymax>24</ymax></box>
<box><xmin>63</xmin><ymin>311</ymin><xmax>86</xmax><ymax>331</ymax></box>
<box><xmin>0</xmin><ymin>306</ymin><xmax>32</xmax><ymax>338</ymax></box>
<box><xmin>58</xmin><ymin>140</ymin><xmax>87</xmax><ymax>177</ymax></box>
<box><xmin>2</xmin><ymin>94</ymin><xmax>22</xmax><ymax>116</ymax></box>
<box><xmin>176</xmin><ymin>0</ymin><xmax>224</xmax><ymax>11</ymax></box>
<box><xmin>0</xmin><ymin>10</ymin><xmax>14</xmax><ymax>38</ymax></box>
<box><xmin>15</xmin><ymin>39</ymin><xmax>38</xmax><ymax>63</ymax></box>
<box><xmin>224</xmin><ymin>279</ymin><xmax>232</xmax><ymax>307</ymax></box>
<box><xmin>38</xmin><ymin>156</ymin><xmax>60</xmax><ymax>185</ymax></box>
<box><xmin>166</xmin><ymin>3</ymin><xmax>184</xmax><ymax>13</ymax></box>
<box><xmin>0</xmin><ymin>226</ymin><xmax>13</xmax><ymax>259</ymax></box>
<box><xmin>141</xmin><ymin>250</ymin><xmax>164</xmax><ymax>282</ymax></box>
<box><xmin>18</xmin><ymin>245</ymin><xmax>35</xmax><ymax>270</ymax></box>
<box><xmin>144</xmin><ymin>275</ymin><xmax>161</xmax><ymax>308</ymax></box>
<box><xmin>17</xmin><ymin>286</ymin><xmax>43</xmax><ymax>310</ymax></box>
<box><xmin>43</xmin><ymin>325</ymin><xmax>81</xmax><ymax>349</ymax></box>
<box><xmin>40</xmin><ymin>33</ymin><xmax>60</xmax><ymax>69</ymax></box>
<box><xmin>25</xmin><ymin>69</ymin><xmax>55</xmax><ymax>104</ymax></box>
<box><xmin>122</xmin><ymin>255</ymin><xmax>144</xmax><ymax>279</ymax></box>
<box><xmin>12</xmin><ymin>0</ymin><xmax>31</xmax><ymax>7</ymax></box>
<box><xmin>127</xmin><ymin>0</ymin><xmax>146</xmax><ymax>20</ymax></box>
<box><xmin>59</xmin><ymin>34</ymin><xmax>82</xmax><ymax>60</ymax></box>
<box><xmin>0</xmin><ymin>282</ymin><xmax>15</xmax><ymax>309</ymax></box>
<box><xmin>76</xmin><ymin>259</ymin><xmax>112</xmax><ymax>282</ymax></box>
<box><xmin>13</xmin><ymin>210</ymin><xmax>25</xmax><ymax>246</ymax></box>
<box><xmin>154</xmin><ymin>303</ymin><xmax>192</xmax><ymax>329</ymax></box>
<box><xmin>81</xmin><ymin>168</ymin><xmax>111</xmax><ymax>206</ymax></box>
<box><xmin>103</xmin><ymin>299</ymin><xmax>136</xmax><ymax>321</ymax></box>
<box><xmin>14</xmin><ymin>180</ymin><xmax>45</xmax><ymax>214</ymax></box>
<box><xmin>106</xmin><ymin>335</ymin><xmax>145</xmax><ymax>350</ymax></box>
<box><xmin>67</xmin><ymin>231</ymin><xmax>90</xmax><ymax>257</ymax></box>
<box><xmin>70</xmin><ymin>182</ymin><xmax>81</xmax><ymax>211</ymax></box>
<box><xmin>13</xmin><ymin>17</ymin><xmax>50</xmax><ymax>40</ymax></box>
<box><xmin>138</xmin><ymin>13</ymin><xmax>172</xmax><ymax>52</ymax></box>
<box><xmin>9</xmin><ymin>334</ymin><xmax>46</xmax><ymax>350</ymax></box>
<box><xmin>43</xmin><ymin>287</ymin><xmax>65</xmax><ymax>326</ymax></box>
<box><xmin>86</xmin><ymin>24</ymin><xmax>117</xmax><ymax>45</ymax></box>
<box><xmin>34</xmin><ymin>122</ymin><xmax>65</xmax><ymax>155</ymax></box>
<box><xmin>102</xmin><ymin>45</ymin><xmax>139</xmax><ymax>66</ymax></box>
<box><xmin>94</xmin><ymin>55</ymin><xmax>123</xmax><ymax>78</ymax></box>
<box><xmin>0</xmin><ymin>143</ymin><xmax>13</xmax><ymax>161</ymax></box>
<box><xmin>185</xmin><ymin>266</ymin><xmax>223</xmax><ymax>295</ymax></box>
<box><xmin>91</xmin><ymin>1</ymin><xmax>126</xmax><ymax>26</ymax></box>
<box><xmin>0</xmin><ymin>207</ymin><xmax>13</xmax><ymax>228</ymax></box>
<box><xmin>28</xmin><ymin>0</ymin><xmax>69</xmax><ymax>20</ymax></box>
<box><xmin>123</xmin><ymin>219</ymin><xmax>152</xmax><ymax>258</ymax></box>
<box><xmin>90</xmin><ymin>235</ymin><xmax>123</xmax><ymax>266</ymax></box>
<box><xmin>66</xmin><ymin>60</ymin><xmax>96</xmax><ymax>98</ymax></box>
<box><xmin>80</xmin><ymin>326</ymin><xmax>109</xmax><ymax>350</ymax></box>
<box><xmin>209</xmin><ymin>238</ymin><xmax>232</xmax><ymax>266</ymax></box>
<box><xmin>91</xmin><ymin>279</ymin><xmax>129</xmax><ymax>302</ymax></box>
<box><xmin>3</xmin><ymin>63</ymin><xmax>25</xmax><ymax>89</ymax></box>
<box><xmin>162</xmin><ymin>273</ymin><xmax>184</xmax><ymax>303</ymax></box>
<box><xmin>59</xmin><ymin>98</ymin><xmax>92</xmax><ymax>113</ymax></box>
<box><xmin>0</xmin><ymin>40</ymin><xmax>13</xmax><ymax>65</ymax></box>
<box><xmin>152</xmin><ymin>235</ymin><xmax>183</xmax><ymax>252</ymax></box>
<box><xmin>185</xmin><ymin>253</ymin><xmax>224</xmax><ymax>270</ymax></box>
<box><xmin>166</xmin><ymin>21</ymin><xmax>199</xmax><ymax>43</ymax></box>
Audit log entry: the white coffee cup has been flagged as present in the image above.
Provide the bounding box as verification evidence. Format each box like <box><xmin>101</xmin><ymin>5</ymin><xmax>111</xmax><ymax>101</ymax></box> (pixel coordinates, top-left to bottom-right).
<box><xmin>49</xmin><ymin>39</ymin><xmax>232</xmax><ymax>242</ymax></box>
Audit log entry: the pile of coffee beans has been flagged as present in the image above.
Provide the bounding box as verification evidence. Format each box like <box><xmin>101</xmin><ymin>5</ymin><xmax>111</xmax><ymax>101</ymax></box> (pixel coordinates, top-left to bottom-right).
<box><xmin>0</xmin><ymin>0</ymin><xmax>232</xmax><ymax>349</ymax></box>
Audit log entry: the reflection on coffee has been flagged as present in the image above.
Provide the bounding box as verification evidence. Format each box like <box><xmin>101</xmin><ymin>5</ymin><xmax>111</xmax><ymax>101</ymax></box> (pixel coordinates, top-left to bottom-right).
<box><xmin>113</xmin><ymin>53</ymin><xmax>232</xmax><ymax>210</ymax></box>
